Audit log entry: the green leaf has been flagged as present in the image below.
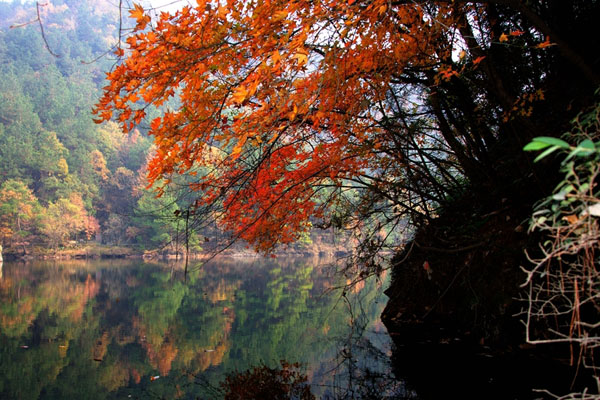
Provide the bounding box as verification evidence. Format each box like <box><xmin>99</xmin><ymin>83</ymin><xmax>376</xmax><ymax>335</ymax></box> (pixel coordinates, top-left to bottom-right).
<box><xmin>523</xmin><ymin>141</ymin><xmax>551</xmax><ymax>151</ymax></box>
<box><xmin>552</xmin><ymin>191</ymin><xmax>566</xmax><ymax>201</ymax></box>
<box><xmin>534</xmin><ymin>145</ymin><xmax>560</xmax><ymax>162</ymax></box>
<box><xmin>579</xmin><ymin>139</ymin><xmax>595</xmax><ymax>151</ymax></box>
<box><xmin>557</xmin><ymin>184</ymin><xmax>575</xmax><ymax>194</ymax></box>
<box><xmin>564</xmin><ymin>146</ymin><xmax>595</xmax><ymax>162</ymax></box>
<box><xmin>575</xmin><ymin>149</ymin><xmax>595</xmax><ymax>157</ymax></box>
<box><xmin>532</xmin><ymin>136</ymin><xmax>570</xmax><ymax>149</ymax></box>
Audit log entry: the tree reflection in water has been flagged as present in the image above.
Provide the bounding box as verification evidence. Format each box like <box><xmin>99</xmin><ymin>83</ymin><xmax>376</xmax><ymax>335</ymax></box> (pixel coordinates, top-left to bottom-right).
<box><xmin>317</xmin><ymin>285</ymin><xmax>416</xmax><ymax>400</ymax></box>
<box><xmin>0</xmin><ymin>258</ymin><xmax>406</xmax><ymax>399</ymax></box>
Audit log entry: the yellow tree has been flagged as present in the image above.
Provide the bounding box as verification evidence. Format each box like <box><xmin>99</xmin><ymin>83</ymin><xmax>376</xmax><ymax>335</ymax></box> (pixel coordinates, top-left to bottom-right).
<box><xmin>0</xmin><ymin>179</ymin><xmax>40</xmax><ymax>250</ymax></box>
<box><xmin>39</xmin><ymin>193</ymin><xmax>88</xmax><ymax>248</ymax></box>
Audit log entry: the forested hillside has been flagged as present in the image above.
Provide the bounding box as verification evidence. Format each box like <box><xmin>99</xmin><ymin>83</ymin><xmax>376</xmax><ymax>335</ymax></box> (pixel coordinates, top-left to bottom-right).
<box><xmin>0</xmin><ymin>0</ymin><xmax>190</xmax><ymax>255</ymax></box>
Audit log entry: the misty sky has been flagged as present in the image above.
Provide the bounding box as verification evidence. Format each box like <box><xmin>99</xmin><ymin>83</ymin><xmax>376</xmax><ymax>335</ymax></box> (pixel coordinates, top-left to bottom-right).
<box><xmin>0</xmin><ymin>0</ymin><xmax>187</xmax><ymax>13</ymax></box>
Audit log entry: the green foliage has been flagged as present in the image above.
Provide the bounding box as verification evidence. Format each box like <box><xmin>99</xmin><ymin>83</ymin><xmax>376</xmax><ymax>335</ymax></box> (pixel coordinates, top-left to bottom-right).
<box><xmin>523</xmin><ymin>136</ymin><xmax>571</xmax><ymax>162</ymax></box>
<box><xmin>132</xmin><ymin>190</ymin><xmax>180</xmax><ymax>249</ymax></box>
<box><xmin>523</xmin><ymin>93</ymin><xmax>600</xmax><ymax>388</ymax></box>
<box><xmin>525</xmin><ymin>97</ymin><xmax>600</xmax><ymax>220</ymax></box>
<box><xmin>0</xmin><ymin>1</ymin><xmax>162</xmax><ymax>249</ymax></box>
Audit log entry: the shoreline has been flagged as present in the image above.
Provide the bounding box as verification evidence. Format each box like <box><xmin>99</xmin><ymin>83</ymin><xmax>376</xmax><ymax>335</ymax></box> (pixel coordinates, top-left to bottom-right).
<box><xmin>0</xmin><ymin>243</ymin><xmax>350</xmax><ymax>262</ymax></box>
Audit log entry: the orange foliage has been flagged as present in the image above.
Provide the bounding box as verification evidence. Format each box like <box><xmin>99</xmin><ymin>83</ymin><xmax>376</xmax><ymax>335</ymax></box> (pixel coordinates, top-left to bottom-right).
<box><xmin>131</xmin><ymin>368</ymin><xmax>142</xmax><ymax>384</ymax></box>
<box><xmin>195</xmin><ymin>341</ymin><xmax>228</xmax><ymax>372</ymax></box>
<box><xmin>89</xmin><ymin>149</ymin><xmax>110</xmax><ymax>181</ymax></box>
<box><xmin>0</xmin><ymin>296</ymin><xmax>35</xmax><ymax>331</ymax></box>
<box><xmin>94</xmin><ymin>1</ymin><xmax>460</xmax><ymax>252</ymax></box>
<box><xmin>84</xmin><ymin>274</ymin><xmax>99</xmax><ymax>299</ymax></box>
<box><xmin>133</xmin><ymin>318</ymin><xmax>179</xmax><ymax>376</ymax></box>
<box><xmin>92</xmin><ymin>331</ymin><xmax>110</xmax><ymax>361</ymax></box>
<box><xmin>84</xmin><ymin>216</ymin><xmax>101</xmax><ymax>241</ymax></box>
<box><xmin>157</xmin><ymin>340</ymin><xmax>178</xmax><ymax>376</ymax></box>
<box><xmin>68</xmin><ymin>274</ymin><xmax>99</xmax><ymax>321</ymax></box>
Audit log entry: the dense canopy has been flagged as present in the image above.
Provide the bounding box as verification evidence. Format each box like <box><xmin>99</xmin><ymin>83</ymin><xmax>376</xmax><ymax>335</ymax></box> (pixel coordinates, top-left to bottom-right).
<box><xmin>96</xmin><ymin>0</ymin><xmax>599</xmax><ymax>253</ymax></box>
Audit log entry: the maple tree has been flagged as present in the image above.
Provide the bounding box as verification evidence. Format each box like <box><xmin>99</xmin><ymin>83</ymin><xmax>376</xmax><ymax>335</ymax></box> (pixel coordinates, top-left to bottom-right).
<box><xmin>95</xmin><ymin>0</ymin><xmax>599</xmax><ymax>254</ymax></box>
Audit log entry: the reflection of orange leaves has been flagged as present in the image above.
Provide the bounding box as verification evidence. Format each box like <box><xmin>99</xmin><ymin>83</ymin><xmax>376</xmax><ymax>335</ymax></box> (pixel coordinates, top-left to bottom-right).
<box><xmin>84</xmin><ymin>274</ymin><xmax>99</xmax><ymax>299</ymax></box>
<box><xmin>92</xmin><ymin>331</ymin><xmax>110</xmax><ymax>361</ymax></box>
<box><xmin>69</xmin><ymin>274</ymin><xmax>99</xmax><ymax>321</ymax></box>
<box><xmin>195</xmin><ymin>342</ymin><xmax>228</xmax><ymax>372</ymax></box>
<box><xmin>499</xmin><ymin>33</ymin><xmax>508</xmax><ymax>42</ymax></box>
<box><xmin>137</xmin><ymin>325</ymin><xmax>179</xmax><ymax>376</ymax></box>
<box><xmin>69</xmin><ymin>300</ymin><xmax>87</xmax><ymax>322</ymax></box>
<box><xmin>0</xmin><ymin>295</ymin><xmax>33</xmax><ymax>332</ymax></box>
<box><xmin>131</xmin><ymin>368</ymin><xmax>141</xmax><ymax>384</ymax></box>
<box><xmin>115</xmin><ymin>329</ymin><xmax>135</xmax><ymax>346</ymax></box>
<box><xmin>157</xmin><ymin>340</ymin><xmax>178</xmax><ymax>376</ymax></box>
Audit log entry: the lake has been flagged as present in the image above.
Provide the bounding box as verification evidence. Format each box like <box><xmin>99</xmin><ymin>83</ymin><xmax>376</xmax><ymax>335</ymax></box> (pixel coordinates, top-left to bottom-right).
<box><xmin>0</xmin><ymin>257</ymin><xmax>407</xmax><ymax>399</ymax></box>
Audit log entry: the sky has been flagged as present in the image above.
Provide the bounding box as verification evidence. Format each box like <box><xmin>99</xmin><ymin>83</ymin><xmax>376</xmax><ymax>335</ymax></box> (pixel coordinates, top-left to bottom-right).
<box><xmin>144</xmin><ymin>0</ymin><xmax>187</xmax><ymax>13</ymax></box>
<box><xmin>0</xmin><ymin>0</ymin><xmax>187</xmax><ymax>13</ymax></box>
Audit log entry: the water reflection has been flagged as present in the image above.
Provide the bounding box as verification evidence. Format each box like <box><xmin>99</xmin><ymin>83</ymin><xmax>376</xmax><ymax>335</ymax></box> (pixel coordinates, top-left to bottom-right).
<box><xmin>0</xmin><ymin>258</ymin><xmax>399</xmax><ymax>399</ymax></box>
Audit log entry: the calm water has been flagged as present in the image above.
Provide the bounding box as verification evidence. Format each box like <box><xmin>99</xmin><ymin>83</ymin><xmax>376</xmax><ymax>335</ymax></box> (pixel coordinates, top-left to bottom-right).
<box><xmin>0</xmin><ymin>257</ymin><xmax>403</xmax><ymax>399</ymax></box>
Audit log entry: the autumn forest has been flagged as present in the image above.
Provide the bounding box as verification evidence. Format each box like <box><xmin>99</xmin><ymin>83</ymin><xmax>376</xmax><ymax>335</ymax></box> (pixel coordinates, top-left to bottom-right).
<box><xmin>0</xmin><ymin>0</ymin><xmax>216</xmax><ymax>256</ymax></box>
